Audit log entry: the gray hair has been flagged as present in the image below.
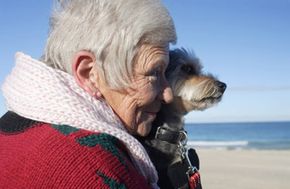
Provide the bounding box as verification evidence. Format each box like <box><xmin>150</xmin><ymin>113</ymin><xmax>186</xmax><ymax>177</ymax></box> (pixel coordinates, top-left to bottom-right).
<box><xmin>42</xmin><ymin>0</ymin><xmax>176</xmax><ymax>89</ymax></box>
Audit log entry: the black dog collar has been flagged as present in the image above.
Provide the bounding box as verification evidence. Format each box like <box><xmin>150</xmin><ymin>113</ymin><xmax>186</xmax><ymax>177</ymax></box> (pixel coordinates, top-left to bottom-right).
<box><xmin>155</xmin><ymin>126</ymin><xmax>187</xmax><ymax>144</ymax></box>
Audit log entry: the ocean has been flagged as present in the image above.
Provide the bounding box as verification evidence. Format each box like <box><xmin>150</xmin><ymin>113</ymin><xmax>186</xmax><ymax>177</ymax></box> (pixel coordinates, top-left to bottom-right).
<box><xmin>185</xmin><ymin>121</ymin><xmax>290</xmax><ymax>150</ymax></box>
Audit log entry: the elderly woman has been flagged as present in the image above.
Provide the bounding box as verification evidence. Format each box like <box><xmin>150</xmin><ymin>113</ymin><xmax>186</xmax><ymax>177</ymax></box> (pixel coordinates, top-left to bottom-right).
<box><xmin>0</xmin><ymin>0</ymin><xmax>176</xmax><ymax>188</ymax></box>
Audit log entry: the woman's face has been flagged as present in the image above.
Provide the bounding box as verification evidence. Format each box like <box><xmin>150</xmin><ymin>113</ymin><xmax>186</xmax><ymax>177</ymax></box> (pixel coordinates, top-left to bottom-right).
<box><xmin>97</xmin><ymin>44</ymin><xmax>173</xmax><ymax>136</ymax></box>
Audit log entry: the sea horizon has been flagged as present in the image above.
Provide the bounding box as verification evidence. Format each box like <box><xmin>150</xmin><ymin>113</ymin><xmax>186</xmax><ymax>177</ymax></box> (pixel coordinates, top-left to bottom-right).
<box><xmin>185</xmin><ymin>121</ymin><xmax>290</xmax><ymax>150</ymax></box>
<box><xmin>186</xmin><ymin>120</ymin><xmax>290</xmax><ymax>124</ymax></box>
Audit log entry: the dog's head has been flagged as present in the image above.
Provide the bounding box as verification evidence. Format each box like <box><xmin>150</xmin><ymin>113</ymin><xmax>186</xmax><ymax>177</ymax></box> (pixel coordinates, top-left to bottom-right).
<box><xmin>166</xmin><ymin>48</ymin><xmax>226</xmax><ymax>115</ymax></box>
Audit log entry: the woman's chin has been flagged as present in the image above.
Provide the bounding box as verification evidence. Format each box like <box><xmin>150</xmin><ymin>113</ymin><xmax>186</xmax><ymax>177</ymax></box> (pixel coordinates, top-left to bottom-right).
<box><xmin>136</xmin><ymin>122</ymin><xmax>152</xmax><ymax>137</ymax></box>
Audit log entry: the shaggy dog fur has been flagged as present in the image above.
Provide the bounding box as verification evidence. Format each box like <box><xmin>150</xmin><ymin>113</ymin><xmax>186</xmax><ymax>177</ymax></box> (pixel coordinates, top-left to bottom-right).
<box><xmin>138</xmin><ymin>48</ymin><xmax>226</xmax><ymax>189</ymax></box>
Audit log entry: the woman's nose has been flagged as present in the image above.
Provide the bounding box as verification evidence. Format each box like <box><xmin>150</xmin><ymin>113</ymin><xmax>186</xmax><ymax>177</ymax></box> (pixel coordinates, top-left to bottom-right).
<box><xmin>158</xmin><ymin>78</ymin><xmax>173</xmax><ymax>103</ymax></box>
<box><xmin>161</xmin><ymin>86</ymin><xmax>173</xmax><ymax>103</ymax></box>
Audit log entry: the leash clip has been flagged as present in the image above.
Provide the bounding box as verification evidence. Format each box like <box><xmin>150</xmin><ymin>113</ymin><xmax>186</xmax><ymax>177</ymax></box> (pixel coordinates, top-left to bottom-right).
<box><xmin>179</xmin><ymin>137</ymin><xmax>197</xmax><ymax>177</ymax></box>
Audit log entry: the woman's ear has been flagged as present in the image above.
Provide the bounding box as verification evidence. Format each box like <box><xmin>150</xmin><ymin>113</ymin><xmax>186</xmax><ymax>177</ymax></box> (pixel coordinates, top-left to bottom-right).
<box><xmin>72</xmin><ymin>51</ymin><xmax>101</xmax><ymax>97</ymax></box>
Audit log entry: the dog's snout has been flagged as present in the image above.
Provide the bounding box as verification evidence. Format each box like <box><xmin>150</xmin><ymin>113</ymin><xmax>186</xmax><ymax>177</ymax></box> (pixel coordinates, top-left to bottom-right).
<box><xmin>215</xmin><ymin>81</ymin><xmax>227</xmax><ymax>93</ymax></box>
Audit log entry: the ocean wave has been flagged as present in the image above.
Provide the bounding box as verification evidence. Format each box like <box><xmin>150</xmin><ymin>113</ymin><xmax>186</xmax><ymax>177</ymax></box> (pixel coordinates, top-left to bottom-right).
<box><xmin>187</xmin><ymin>140</ymin><xmax>290</xmax><ymax>150</ymax></box>
<box><xmin>187</xmin><ymin>140</ymin><xmax>249</xmax><ymax>148</ymax></box>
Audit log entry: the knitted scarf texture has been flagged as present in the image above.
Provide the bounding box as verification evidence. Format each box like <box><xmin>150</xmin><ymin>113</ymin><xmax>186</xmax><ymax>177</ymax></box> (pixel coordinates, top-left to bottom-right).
<box><xmin>2</xmin><ymin>52</ymin><xmax>158</xmax><ymax>188</ymax></box>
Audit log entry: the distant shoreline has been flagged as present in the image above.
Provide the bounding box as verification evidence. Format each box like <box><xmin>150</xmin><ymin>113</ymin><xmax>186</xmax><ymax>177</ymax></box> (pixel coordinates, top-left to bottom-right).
<box><xmin>185</xmin><ymin>120</ymin><xmax>290</xmax><ymax>124</ymax></box>
<box><xmin>185</xmin><ymin>122</ymin><xmax>290</xmax><ymax>150</ymax></box>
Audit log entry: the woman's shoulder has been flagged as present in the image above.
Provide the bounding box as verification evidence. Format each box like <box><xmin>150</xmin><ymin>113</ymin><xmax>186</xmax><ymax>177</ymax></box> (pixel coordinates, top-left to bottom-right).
<box><xmin>50</xmin><ymin>123</ymin><xmax>127</xmax><ymax>153</ymax></box>
<box><xmin>0</xmin><ymin>112</ymin><xmax>151</xmax><ymax>189</ymax></box>
<box><xmin>50</xmin><ymin>124</ymin><xmax>151</xmax><ymax>188</ymax></box>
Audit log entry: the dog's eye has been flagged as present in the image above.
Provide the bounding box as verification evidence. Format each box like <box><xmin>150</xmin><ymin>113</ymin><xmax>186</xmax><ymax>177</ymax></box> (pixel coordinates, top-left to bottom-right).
<box><xmin>181</xmin><ymin>65</ymin><xmax>193</xmax><ymax>74</ymax></box>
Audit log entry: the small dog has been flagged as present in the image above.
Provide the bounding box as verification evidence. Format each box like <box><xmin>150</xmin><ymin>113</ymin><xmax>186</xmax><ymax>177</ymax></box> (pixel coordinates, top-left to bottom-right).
<box><xmin>138</xmin><ymin>48</ymin><xmax>226</xmax><ymax>189</ymax></box>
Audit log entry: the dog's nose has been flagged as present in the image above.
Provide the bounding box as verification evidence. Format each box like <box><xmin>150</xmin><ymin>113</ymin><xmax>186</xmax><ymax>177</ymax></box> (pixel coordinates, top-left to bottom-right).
<box><xmin>215</xmin><ymin>81</ymin><xmax>227</xmax><ymax>93</ymax></box>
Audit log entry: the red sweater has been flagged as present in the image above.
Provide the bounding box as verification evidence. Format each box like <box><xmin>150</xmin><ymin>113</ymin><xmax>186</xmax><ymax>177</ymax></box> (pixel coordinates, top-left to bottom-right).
<box><xmin>0</xmin><ymin>112</ymin><xmax>151</xmax><ymax>189</ymax></box>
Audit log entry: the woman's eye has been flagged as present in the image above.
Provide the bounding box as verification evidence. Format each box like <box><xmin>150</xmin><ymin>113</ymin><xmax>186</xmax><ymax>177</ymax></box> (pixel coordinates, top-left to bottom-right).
<box><xmin>148</xmin><ymin>67</ymin><xmax>162</xmax><ymax>82</ymax></box>
<box><xmin>152</xmin><ymin>70</ymin><xmax>159</xmax><ymax>77</ymax></box>
<box><xmin>152</xmin><ymin>67</ymin><xmax>163</xmax><ymax>77</ymax></box>
<box><xmin>153</xmin><ymin>67</ymin><xmax>162</xmax><ymax>76</ymax></box>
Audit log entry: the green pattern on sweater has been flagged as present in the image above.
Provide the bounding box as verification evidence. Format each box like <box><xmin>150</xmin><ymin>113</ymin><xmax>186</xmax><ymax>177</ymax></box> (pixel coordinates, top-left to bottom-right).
<box><xmin>77</xmin><ymin>133</ymin><xmax>127</xmax><ymax>168</ymax></box>
<box><xmin>97</xmin><ymin>171</ymin><xmax>127</xmax><ymax>189</ymax></box>
<box><xmin>51</xmin><ymin>124</ymin><xmax>79</xmax><ymax>135</ymax></box>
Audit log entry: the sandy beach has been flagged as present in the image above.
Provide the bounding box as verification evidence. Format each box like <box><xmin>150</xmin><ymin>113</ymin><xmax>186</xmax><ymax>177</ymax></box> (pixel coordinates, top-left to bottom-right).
<box><xmin>197</xmin><ymin>149</ymin><xmax>290</xmax><ymax>189</ymax></box>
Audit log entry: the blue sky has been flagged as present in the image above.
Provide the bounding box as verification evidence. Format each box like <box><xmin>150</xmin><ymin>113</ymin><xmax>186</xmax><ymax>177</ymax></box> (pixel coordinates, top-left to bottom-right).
<box><xmin>1</xmin><ymin>0</ymin><xmax>290</xmax><ymax>123</ymax></box>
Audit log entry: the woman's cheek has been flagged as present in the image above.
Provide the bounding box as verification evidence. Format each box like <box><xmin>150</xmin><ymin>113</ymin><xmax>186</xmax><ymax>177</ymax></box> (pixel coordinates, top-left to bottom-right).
<box><xmin>144</xmin><ymin>84</ymin><xmax>160</xmax><ymax>102</ymax></box>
